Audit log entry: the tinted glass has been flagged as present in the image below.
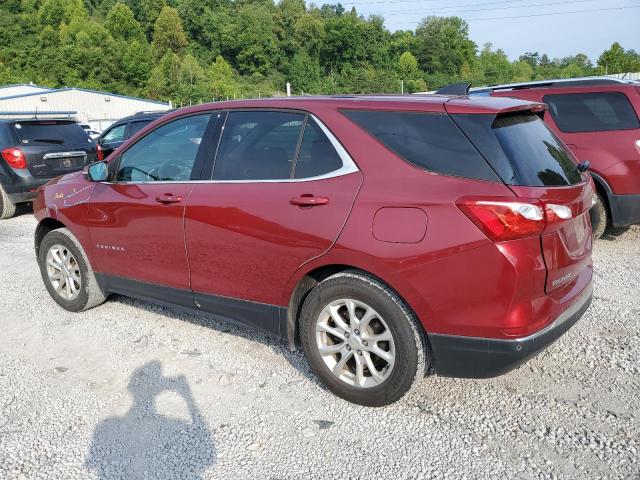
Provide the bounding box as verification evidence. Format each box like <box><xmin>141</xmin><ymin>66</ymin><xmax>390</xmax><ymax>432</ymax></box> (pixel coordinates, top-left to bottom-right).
<box><xmin>544</xmin><ymin>92</ymin><xmax>640</xmax><ymax>132</ymax></box>
<box><xmin>341</xmin><ymin>110</ymin><xmax>499</xmax><ymax>181</ymax></box>
<box><xmin>127</xmin><ymin>120</ymin><xmax>151</xmax><ymax>138</ymax></box>
<box><xmin>13</xmin><ymin>121</ymin><xmax>92</xmax><ymax>146</ymax></box>
<box><xmin>101</xmin><ymin>124</ymin><xmax>126</xmax><ymax>143</ymax></box>
<box><xmin>492</xmin><ymin>114</ymin><xmax>582</xmax><ymax>186</ymax></box>
<box><xmin>116</xmin><ymin>114</ymin><xmax>210</xmax><ymax>182</ymax></box>
<box><xmin>294</xmin><ymin>119</ymin><xmax>343</xmax><ymax>178</ymax></box>
<box><xmin>213</xmin><ymin>111</ymin><xmax>304</xmax><ymax>180</ymax></box>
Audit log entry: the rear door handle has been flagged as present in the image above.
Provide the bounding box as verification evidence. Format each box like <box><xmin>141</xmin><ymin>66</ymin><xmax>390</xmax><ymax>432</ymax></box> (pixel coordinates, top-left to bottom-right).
<box><xmin>155</xmin><ymin>193</ymin><xmax>183</xmax><ymax>204</ymax></box>
<box><xmin>290</xmin><ymin>194</ymin><xmax>329</xmax><ymax>207</ymax></box>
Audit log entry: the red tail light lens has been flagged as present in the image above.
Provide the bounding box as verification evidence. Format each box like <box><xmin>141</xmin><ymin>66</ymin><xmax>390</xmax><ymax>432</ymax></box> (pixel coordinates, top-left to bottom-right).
<box><xmin>457</xmin><ymin>197</ymin><xmax>545</xmax><ymax>241</ymax></box>
<box><xmin>96</xmin><ymin>144</ymin><xmax>104</xmax><ymax>161</ymax></box>
<box><xmin>1</xmin><ymin>147</ymin><xmax>27</xmax><ymax>169</ymax></box>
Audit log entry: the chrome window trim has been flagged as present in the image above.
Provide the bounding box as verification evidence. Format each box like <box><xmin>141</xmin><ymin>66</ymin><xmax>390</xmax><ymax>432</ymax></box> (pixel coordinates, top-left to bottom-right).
<box><xmin>105</xmin><ymin>113</ymin><xmax>359</xmax><ymax>185</ymax></box>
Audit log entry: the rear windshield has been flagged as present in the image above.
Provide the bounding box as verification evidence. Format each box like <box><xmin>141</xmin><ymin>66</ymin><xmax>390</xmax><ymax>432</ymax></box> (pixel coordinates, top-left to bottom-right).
<box><xmin>544</xmin><ymin>92</ymin><xmax>640</xmax><ymax>133</ymax></box>
<box><xmin>492</xmin><ymin>114</ymin><xmax>583</xmax><ymax>186</ymax></box>
<box><xmin>341</xmin><ymin>110</ymin><xmax>499</xmax><ymax>182</ymax></box>
<box><xmin>12</xmin><ymin>121</ymin><xmax>92</xmax><ymax>146</ymax></box>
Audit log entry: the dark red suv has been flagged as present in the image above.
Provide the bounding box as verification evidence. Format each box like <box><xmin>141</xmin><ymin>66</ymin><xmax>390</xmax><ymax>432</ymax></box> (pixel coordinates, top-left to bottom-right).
<box><xmin>33</xmin><ymin>95</ymin><xmax>593</xmax><ymax>406</ymax></box>
<box><xmin>473</xmin><ymin>77</ymin><xmax>640</xmax><ymax>238</ymax></box>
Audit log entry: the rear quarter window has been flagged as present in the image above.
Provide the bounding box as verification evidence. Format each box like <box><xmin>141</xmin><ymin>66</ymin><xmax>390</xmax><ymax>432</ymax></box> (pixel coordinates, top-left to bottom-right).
<box><xmin>341</xmin><ymin>110</ymin><xmax>499</xmax><ymax>182</ymax></box>
<box><xmin>544</xmin><ymin>92</ymin><xmax>640</xmax><ymax>132</ymax></box>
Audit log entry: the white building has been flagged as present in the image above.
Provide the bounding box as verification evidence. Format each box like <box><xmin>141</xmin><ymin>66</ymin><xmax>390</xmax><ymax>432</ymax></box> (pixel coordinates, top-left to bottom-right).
<box><xmin>0</xmin><ymin>84</ymin><xmax>171</xmax><ymax>130</ymax></box>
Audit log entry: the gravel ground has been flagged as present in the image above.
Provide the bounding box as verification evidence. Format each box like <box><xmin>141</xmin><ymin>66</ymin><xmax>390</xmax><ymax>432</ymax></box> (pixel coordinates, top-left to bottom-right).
<box><xmin>0</xmin><ymin>209</ymin><xmax>638</xmax><ymax>480</ymax></box>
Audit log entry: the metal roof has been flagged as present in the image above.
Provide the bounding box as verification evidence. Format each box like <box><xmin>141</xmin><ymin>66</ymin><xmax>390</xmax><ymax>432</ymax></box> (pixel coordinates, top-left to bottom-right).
<box><xmin>0</xmin><ymin>86</ymin><xmax>169</xmax><ymax>106</ymax></box>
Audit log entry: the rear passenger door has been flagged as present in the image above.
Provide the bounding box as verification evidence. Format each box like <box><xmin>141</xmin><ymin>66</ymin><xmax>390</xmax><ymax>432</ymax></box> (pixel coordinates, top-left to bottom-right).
<box><xmin>185</xmin><ymin>110</ymin><xmax>363</xmax><ymax>334</ymax></box>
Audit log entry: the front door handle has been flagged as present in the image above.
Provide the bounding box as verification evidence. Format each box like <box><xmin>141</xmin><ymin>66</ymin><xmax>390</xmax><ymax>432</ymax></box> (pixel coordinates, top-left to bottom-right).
<box><xmin>155</xmin><ymin>193</ymin><xmax>183</xmax><ymax>204</ymax></box>
<box><xmin>290</xmin><ymin>194</ymin><xmax>329</xmax><ymax>207</ymax></box>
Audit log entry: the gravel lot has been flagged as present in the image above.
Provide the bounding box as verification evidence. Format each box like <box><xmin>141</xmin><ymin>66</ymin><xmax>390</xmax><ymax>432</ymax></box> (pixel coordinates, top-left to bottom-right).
<box><xmin>0</xmin><ymin>209</ymin><xmax>638</xmax><ymax>480</ymax></box>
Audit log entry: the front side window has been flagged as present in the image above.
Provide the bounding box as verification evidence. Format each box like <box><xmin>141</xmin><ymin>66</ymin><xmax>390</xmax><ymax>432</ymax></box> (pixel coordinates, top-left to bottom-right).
<box><xmin>544</xmin><ymin>92</ymin><xmax>640</xmax><ymax>133</ymax></box>
<box><xmin>213</xmin><ymin>111</ymin><xmax>304</xmax><ymax>180</ymax></box>
<box><xmin>115</xmin><ymin>114</ymin><xmax>211</xmax><ymax>182</ymax></box>
<box><xmin>101</xmin><ymin>124</ymin><xmax>126</xmax><ymax>143</ymax></box>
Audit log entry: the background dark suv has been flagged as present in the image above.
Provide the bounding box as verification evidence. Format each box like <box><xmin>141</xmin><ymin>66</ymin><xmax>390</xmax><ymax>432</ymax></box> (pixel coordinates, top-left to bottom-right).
<box><xmin>96</xmin><ymin>111</ymin><xmax>169</xmax><ymax>161</ymax></box>
<box><xmin>0</xmin><ymin>119</ymin><xmax>96</xmax><ymax>219</ymax></box>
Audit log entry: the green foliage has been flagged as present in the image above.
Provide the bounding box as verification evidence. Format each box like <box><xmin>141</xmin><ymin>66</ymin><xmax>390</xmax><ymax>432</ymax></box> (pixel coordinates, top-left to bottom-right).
<box><xmin>0</xmin><ymin>1</ymin><xmax>633</xmax><ymax>104</ymax></box>
<box><xmin>151</xmin><ymin>6</ymin><xmax>188</xmax><ymax>59</ymax></box>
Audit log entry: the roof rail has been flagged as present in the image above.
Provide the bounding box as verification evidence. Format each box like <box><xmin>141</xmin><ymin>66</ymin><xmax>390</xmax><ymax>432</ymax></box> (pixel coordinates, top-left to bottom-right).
<box><xmin>472</xmin><ymin>76</ymin><xmax>636</xmax><ymax>93</ymax></box>
<box><xmin>435</xmin><ymin>82</ymin><xmax>471</xmax><ymax>96</ymax></box>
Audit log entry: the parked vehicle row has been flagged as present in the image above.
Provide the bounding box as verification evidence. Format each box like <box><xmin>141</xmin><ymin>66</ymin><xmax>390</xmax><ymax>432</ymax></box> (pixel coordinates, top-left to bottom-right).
<box><xmin>472</xmin><ymin>77</ymin><xmax>640</xmax><ymax>238</ymax></box>
<box><xmin>33</xmin><ymin>94</ymin><xmax>594</xmax><ymax>406</ymax></box>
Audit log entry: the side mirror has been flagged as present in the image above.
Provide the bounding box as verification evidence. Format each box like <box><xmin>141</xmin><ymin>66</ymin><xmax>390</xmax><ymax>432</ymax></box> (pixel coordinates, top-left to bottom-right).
<box><xmin>87</xmin><ymin>161</ymin><xmax>109</xmax><ymax>182</ymax></box>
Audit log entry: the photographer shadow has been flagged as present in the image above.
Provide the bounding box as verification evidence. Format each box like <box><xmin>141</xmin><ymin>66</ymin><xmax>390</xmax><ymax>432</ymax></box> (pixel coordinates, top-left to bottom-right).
<box><xmin>86</xmin><ymin>361</ymin><xmax>215</xmax><ymax>479</ymax></box>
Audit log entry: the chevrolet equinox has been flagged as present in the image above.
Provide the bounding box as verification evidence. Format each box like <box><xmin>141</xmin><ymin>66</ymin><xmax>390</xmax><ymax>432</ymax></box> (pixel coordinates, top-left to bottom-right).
<box><xmin>33</xmin><ymin>95</ymin><xmax>594</xmax><ymax>406</ymax></box>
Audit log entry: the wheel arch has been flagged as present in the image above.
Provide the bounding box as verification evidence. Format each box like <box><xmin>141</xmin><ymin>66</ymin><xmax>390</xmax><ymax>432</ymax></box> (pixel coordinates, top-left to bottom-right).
<box><xmin>285</xmin><ymin>262</ymin><xmax>428</xmax><ymax>351</ymax></box>
<box><xmin>35</xmin><ymin>218</ymin><xmax>67</xmax><ymax>257</ymax></box>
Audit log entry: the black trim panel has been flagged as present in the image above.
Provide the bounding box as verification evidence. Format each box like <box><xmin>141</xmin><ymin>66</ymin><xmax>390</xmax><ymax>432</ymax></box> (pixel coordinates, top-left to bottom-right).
<box><xmin>428</xmin><ymin>285</ymin><xmax>592</xmax><ymax>378</ymax></box>
<box><xmin>609</xmin><ymin>193</ymin><xmax>640</xmax><ymax>227</ymax></box>
<box><xmin>95</xmin><ymin>273</ymin><xmax>286</xmax><ymax>338</ymax></box>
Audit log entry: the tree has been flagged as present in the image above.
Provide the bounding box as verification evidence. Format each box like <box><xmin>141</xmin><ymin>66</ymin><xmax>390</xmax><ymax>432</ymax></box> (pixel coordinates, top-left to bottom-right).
<box><xmin>106</xmin><ymin>3</ymin><xmax>144</xmax><ymax>42</ymax></box>
<box><xmin>126</xmin><ymin>0</ymin><xmax>165</xmax><ymax>38</ymax></box>
<box><xmin>477</xmin><ymin>43</ymin><xmax>512</xmax><ymax>85</ymax></box>
<box><xmin>208</xmin><ymin>55</ymin><xmax>238</xmax><ymax>100</ymax></box>
<box><xmin>151</xmin><ymin>6</ymin><xmax>188</xmax><ymax>60</ymax></box>
<box><xmin>414</xmin><ymin>16</ymin><xmax>476</xmax><ymax>77</ymax></box>
<box><xmin>38</xmin><ymin>0</ymin><xmax>86</xmax><ymax>27</ymax></box>
<box><xmin>598</xmin><ymin>42</ymin><xmax>640</xmax><ymax>74</ymax></box>
<box><xmin>288</xmin><ymin>51</ymin><xmax>322</xmax><ymax>94</ymax></box>
<box><xmin>396</xmin><ymin>51</ymin><xmax>426</xmax><ymax>92</ymax></box>
<box><xmin>147</xmin><ymin>50</ymin><xmax>181</xmax><ymax>100</ymax></box>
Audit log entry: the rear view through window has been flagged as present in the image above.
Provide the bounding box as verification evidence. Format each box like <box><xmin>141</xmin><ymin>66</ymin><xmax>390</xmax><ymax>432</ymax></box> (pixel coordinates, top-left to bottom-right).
<box><xmin>13</xmin><ymin>121</ymin><xmax>92</xmax><ymax>146</ymax></box>
<box><xmin>544</xmin><ymin>92</ymin><xmax>640</xmax><ymax>133</ymax></box>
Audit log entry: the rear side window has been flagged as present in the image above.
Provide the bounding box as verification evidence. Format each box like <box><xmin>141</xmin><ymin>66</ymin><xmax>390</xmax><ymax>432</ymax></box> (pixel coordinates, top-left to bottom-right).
<box><xmin>544</xmin><ymin>92</ymin><xmax>640</xmax><ymax>132</ymax></box>
<box><xmin>127</xmin><ymin>120</ymin><xmax>151</xmax><ymax>138</ymax></box>
<box><xmin>213</xmin><ymin>111</ymin><xmax>304</xmax><ymax>180</ymax></box>
<box><xmin>452</xmin><ymin>113</ymin><xmax>583</xmax><ymax>187</ymax></box>
<box><xmin>13</xmin><ymin>121</ymin><xmax>92</xmax><ymax>146</ymax></box>
<box><xmin>294</xmin><ymin>119</ymin><xmax>343</xmax><ymax>179</ymax></box>
<box><xmin>341</xmin><ymin>110</ymin><xmax>499</xmax><ymax>182</ymax></box>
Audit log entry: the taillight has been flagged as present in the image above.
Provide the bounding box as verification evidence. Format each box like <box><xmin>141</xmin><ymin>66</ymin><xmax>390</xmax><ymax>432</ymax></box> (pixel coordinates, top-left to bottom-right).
<box><xmin>96</xmin><ymin>144</ymin><xmax>104</xmax><ymax>161</ymax></box>
<box><xmin>1</xmin><ymin>147</ymin><xmax>27</xmax><ymax>169</ymax></box>
<box><xmin>635</xmin><ymin>139</ymin><xmax>640</xmax><ymax>155</ymax></box>
<box><xmin>458</xmin><ymin>197</ymin><xmax>574</xmax><ymax>242</ymax></box>
<box><xmin>458</xmin><ymin>198</ymin><xmax>545</xmax><ymax>241</ymax></box>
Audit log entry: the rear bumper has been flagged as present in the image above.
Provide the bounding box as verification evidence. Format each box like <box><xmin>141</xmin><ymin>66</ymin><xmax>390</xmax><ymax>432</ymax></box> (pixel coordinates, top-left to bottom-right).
<box><xmin>1</xmin><ymin>171</ymin><xmax>49</xmax><ymax>204</ymax></box>
<box><xmin>609</xmin><ymin>193</ymin><xmax>640</xmax><ymax>227</ymax></box>
<box><xmin>428</xmin><ymin>282</ymin><xmax>593</xmax><ymax>378</ymax></box>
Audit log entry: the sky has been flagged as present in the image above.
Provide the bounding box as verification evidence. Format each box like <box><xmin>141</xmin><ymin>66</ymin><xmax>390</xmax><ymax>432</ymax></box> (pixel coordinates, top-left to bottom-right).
<box><xmin>336</xmin><ymin>0</ymin><xmax>639</xmax><ymax>62</ymax></box>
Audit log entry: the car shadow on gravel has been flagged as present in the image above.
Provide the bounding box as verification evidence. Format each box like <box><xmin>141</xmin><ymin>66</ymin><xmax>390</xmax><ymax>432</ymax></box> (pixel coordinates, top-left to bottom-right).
<box><xmin>111</xmin><ymin>295</ymin><xmax>322</xmax><ymax>387</ymax></box>
<box><xmin>86</xmin><ymin>360</ymin><xmax>216</xmax><ymax>479</ymax></box>
<box><xmin>13</xmin><ymin>203</ymin><xmax>33</xmax><ymax>218</ymax></box>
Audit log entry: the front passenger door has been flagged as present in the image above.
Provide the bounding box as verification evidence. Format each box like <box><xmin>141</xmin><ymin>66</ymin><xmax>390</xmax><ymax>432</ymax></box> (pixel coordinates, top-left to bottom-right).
<box><xmin>88</xmin><ymin>113</ymin><xmax>214</xmax><ymax>298</ymax></box>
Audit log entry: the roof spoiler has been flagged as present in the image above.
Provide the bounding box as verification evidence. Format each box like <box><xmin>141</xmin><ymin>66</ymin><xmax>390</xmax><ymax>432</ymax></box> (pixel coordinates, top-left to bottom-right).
<box><xmin>435</xmin><ymin>82</ymin><xmax>471</xmax><ymax>96</ymax></box>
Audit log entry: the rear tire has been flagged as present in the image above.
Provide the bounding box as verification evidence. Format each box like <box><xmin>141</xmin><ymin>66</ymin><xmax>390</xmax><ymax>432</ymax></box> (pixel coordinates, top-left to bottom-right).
<box><xmin>300</xmin><ymin>270</ymin><xmax>428</xmax><ymax>407</ymax></box>
<box><xmin>0</xmin><ymin>186</ymin><xmax>16</xmax><ymax>220</ymax></box>
<box><xmin>37</xmin><ymin>228</ymin><xmax>107</xmax><ymax>312</ymax></box>
<box><xmin>590</xmin><ymin>191</ymin><xmax>608</xmax><ymax>240</ymax></box>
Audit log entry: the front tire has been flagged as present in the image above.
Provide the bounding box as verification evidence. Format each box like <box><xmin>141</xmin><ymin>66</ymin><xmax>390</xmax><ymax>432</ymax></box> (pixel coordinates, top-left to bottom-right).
<box><xmin>0</xmin><ymin>185</ymin><xmax>16</xmax><ymax>220</ymax></box>
<box><xmin>300</xmin><ymin>270</ymin><xmax>428</xmax><ymax>407</ymax></box>
<box><xmin>38</xmin><ymin>228</ymin><xmax>107</xmax><ymax>312</ymax></box>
